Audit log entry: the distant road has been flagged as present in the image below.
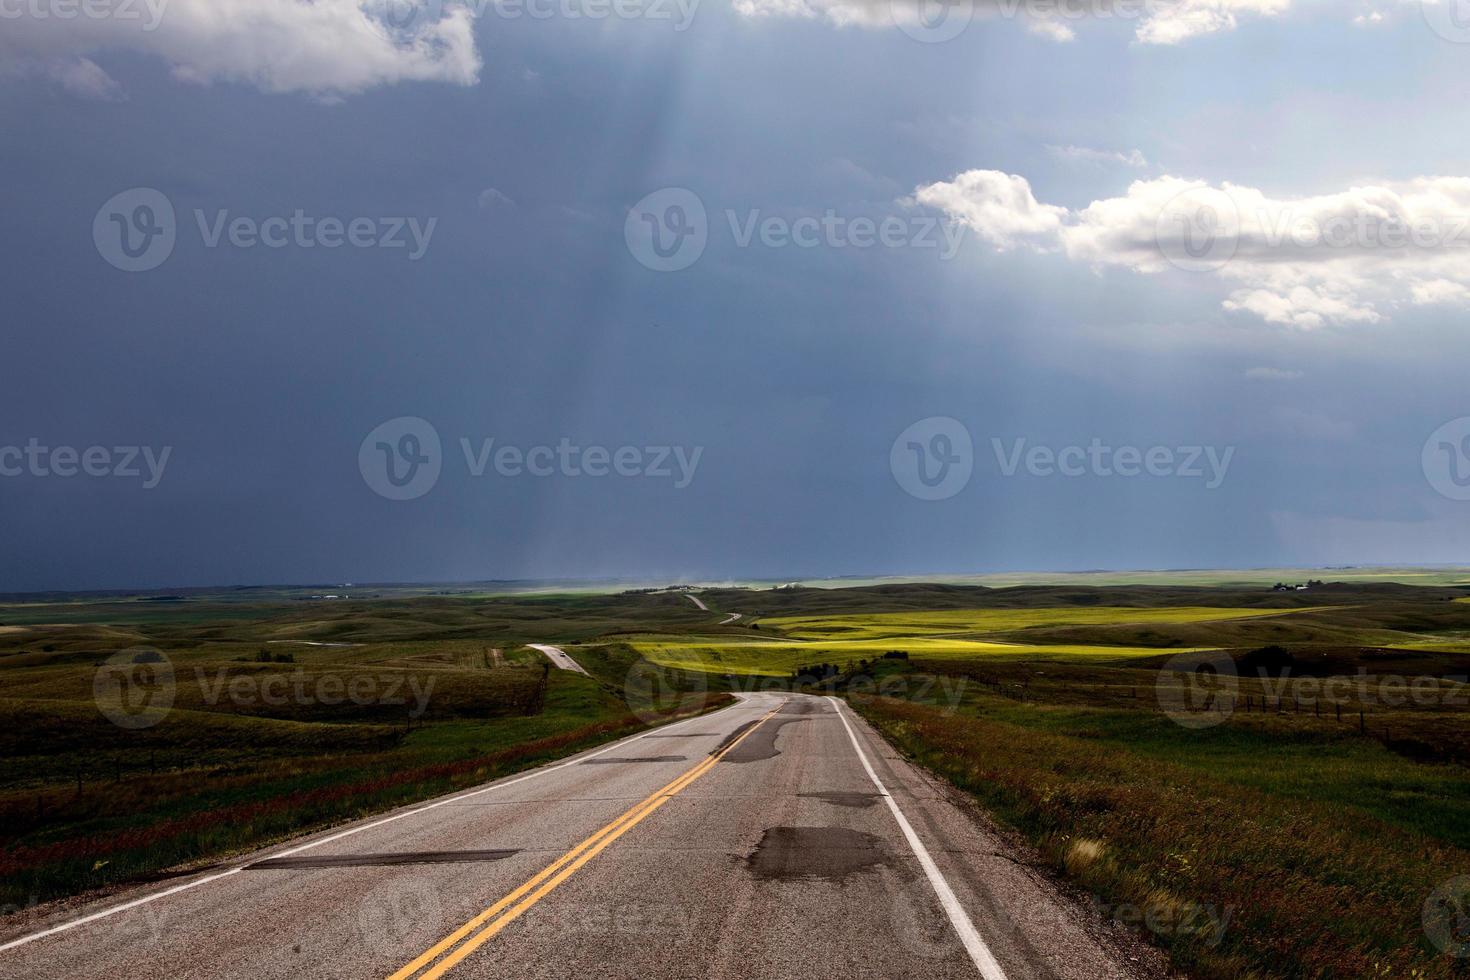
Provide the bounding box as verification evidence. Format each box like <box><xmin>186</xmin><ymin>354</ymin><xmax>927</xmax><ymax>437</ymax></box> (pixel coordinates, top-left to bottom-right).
<box><xmin>527</xmin><ymin>643</ymin><xmax>589</xmax><ymax>676</ymax></box>
<box><xmin>0</xmin><ymin>695</ymin><xmax>1147</xmax><ymax>979</ymax></box>
<box><xmin>721</xmin><ymin>612</ymin><xmax>742</xmax><ymax>625</ymax></box>
<box><xmin>685</xmin><ymin>593</ymin><xmax>710</xmax><ymax>611</ymax></box>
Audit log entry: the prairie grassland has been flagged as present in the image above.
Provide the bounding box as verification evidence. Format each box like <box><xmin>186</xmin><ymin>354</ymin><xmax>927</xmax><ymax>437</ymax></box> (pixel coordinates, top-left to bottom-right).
<box><xmin>638</xmin><ymin>585</ymin><xmax>1470</xmax><ymax>977</ymax></box>
<box><xmin>794</xmin><ymin>567</ymin><xmax>1470</xmax><ymax>589</ymax></box>
<box><xmin>855</xmin><ymin>687</ymin><xmax>1470</xmax><ymax>979</ymax></box>
<box><xmin>8</xmin><ymin>575</ymin><xmax>1470</xmax><ymax>978</ymax></box>
<box><xmin>628</xmin><ymin>634</ymin><xmax>1212</xmax><ymax>676</ymax></box>
<box><xmin>0</xmin><ymin>668</ymin><xmax>730</xmax><ymax>906</ymax></box>
<box><xmin>624</xmin><ymin>606</ymin><xmax>1306</xmax><ymax>676</ymax></box>
<box><xmin>0</xmin><ymin>593</ymin><xmax>728</xmax><ymax>907</ymax></box>
<box><xmin>761</xmin><ymin>606</ymin><xmax>1322</xmax><ymax>640</ymax></box>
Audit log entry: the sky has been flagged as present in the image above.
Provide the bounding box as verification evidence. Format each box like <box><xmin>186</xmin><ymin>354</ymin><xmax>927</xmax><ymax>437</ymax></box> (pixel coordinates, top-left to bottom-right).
<box><xmin>4</xmin><ymin>0</ymin><xmax>1470</xmax><ymax>591</ymax></box>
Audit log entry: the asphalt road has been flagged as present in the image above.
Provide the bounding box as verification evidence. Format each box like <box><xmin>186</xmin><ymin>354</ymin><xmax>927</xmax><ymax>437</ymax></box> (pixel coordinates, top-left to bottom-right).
<box><xmin>0</xmin><ymin>695</ymin><xmax>1150</xmax><ymax>980</ymax></box>
<box><xmin>526</xmin><ymin>644</ymin><xmax>589</xmax><ymax>676</ymax></box>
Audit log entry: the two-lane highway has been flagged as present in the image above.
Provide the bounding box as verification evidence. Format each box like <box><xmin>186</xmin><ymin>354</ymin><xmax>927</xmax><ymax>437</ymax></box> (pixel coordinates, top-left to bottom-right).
<box><xmin>0</xmin><ymin>695</ymin><xmax>1148</xmax><ymax>979</ymax></box>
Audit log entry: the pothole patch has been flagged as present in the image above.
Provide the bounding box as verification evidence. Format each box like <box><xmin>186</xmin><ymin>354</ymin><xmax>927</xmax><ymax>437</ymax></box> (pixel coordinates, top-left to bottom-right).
<box><xmin>745</xmin><ymin>827</ymin><xmax>886</xmax><ymax>882</ymax></box>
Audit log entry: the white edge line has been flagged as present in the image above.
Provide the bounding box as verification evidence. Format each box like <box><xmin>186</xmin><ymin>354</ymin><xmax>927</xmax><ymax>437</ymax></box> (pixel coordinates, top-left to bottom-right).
<box><xmin>826</xmin><ymin>696</ymin><xmax>1009</xmax><ymax>980</ymax></box>
<box><xmin>0</xmin><ymin>695</ymin><xmax>757</xmax><ymax>955</ymax></box>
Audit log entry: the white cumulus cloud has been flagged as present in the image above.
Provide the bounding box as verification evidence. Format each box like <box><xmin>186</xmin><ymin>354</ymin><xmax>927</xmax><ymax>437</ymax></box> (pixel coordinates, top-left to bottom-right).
<box><xmin>908</xmin><ymin>169</ymin><xmax>1067</xmax><ymax>250</ymax></box>
<box><xmin>1</xmin><ymin>0</ymin><xmax>480</xmax><ymax>98</ymax></box>
<box><xmin>1134</xmin><ymin>0</ymin><xmax>1291</xmax><ymax>44</ymax></box>
<box><xmin>913</xmin><ymin>169</ymin><xmax>1470</xmax><ymax>328</ymax></box>
<box><xmin>732</xmin><ymin>0</ymin><xmax>1292</xmax><ymax>43</ymax></box>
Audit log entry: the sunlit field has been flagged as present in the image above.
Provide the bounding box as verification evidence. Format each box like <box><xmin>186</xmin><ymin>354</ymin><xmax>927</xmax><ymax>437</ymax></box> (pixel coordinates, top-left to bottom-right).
<box><xmin>621</xmin><ymin>606</ymin><xmax>1320</xmax><ymax>676</ymax></box>
<box><xmin>629</xmin><ymin>634</ymin><xmax>1216</xmax><ymax>675</ymax></box>
<box><xmin>7</xmin><ymin>576</ymin><xmax>1470</xmax><ymax>978</ymax></box>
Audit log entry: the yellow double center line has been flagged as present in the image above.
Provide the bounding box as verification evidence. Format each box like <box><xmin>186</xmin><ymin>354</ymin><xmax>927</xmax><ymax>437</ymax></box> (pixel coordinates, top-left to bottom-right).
<box><xmin>388</xmin><ymin>703</ymin><xmax>783</xmax><ymax>980</ymax></box>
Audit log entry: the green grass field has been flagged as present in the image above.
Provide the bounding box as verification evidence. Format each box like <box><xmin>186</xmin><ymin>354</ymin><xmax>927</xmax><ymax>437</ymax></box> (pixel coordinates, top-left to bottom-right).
<box><xmin>622</xmin><ymin>606</ymin><xmax>1340</xmax><ymax>676</ymax></box>
<box><xmin>761</xmin><ymin>605</ymin><xmax>1326</xmax><ymax>639</ymax></box>
<box><xmin>6</xmin><ymin>572</ymin><xmax>1470</xmax><ymax>978</ymax></box>
<box><xmin>0</xmin><ymin>590</ymin><xmax>727</xmax><ymax>906</ymax></box>
<box><xmin>628</xmin><ymin>633</ymin><xmax>1217</xmax><ymax>676</ymax></box>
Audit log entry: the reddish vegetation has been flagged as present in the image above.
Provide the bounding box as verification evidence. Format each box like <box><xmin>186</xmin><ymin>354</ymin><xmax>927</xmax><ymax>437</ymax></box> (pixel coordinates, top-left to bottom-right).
<box><xmin>1</xmin><ymin>694</ymin><xmax>731</xmax><ymax>900</ymax></box>
<box><xmin>855</xmin><ymin>694</ymin><xmax>1468</xmax><ymax>980</ymax></box>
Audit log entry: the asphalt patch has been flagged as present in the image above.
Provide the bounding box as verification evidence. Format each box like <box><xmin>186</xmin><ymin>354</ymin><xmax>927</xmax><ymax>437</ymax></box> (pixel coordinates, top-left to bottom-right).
<box><xmin>800</xmin><ymin>791</ymin><xmax>883</xmax><ymax>809</ymax></box>
<box><xmin>581</xmin><ymin>755</ymin><xmax>687</xmax><ymax>764</ymax></box>
<box><xmin>719</xmin><ymin>701</ymin><xmax>818</xmax><ymax>763</ymax></box>
<box><xmin>246</xmin><ymin>850</ymin><xmax>518</xmax><ymax>870</ymax></box>
<box><xmin>746</xmin><ymin>827</ymin><xmax>886</xmax><ymax>882</ymax></box>
<box><xmin>711</xmin><ymin>720</ymin><xmax>758</xmax><ymax>755</ymax></box>
<box><xmin>644</xmin><ymin>733</ymin><xmax>720</xmax><ymax>738</ymax></box>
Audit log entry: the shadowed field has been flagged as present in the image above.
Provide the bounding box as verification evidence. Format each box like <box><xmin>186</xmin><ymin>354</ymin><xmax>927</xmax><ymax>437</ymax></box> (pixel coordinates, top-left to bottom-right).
<box><xmin>0</xmin><ymin>589</ymin><xmax>728</xmax><ymax>907</ymax></box>
<box><xmin>6</xmin><ymin>575</ymin><xmax>1470</xmax><ymax>979</ymax></box>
